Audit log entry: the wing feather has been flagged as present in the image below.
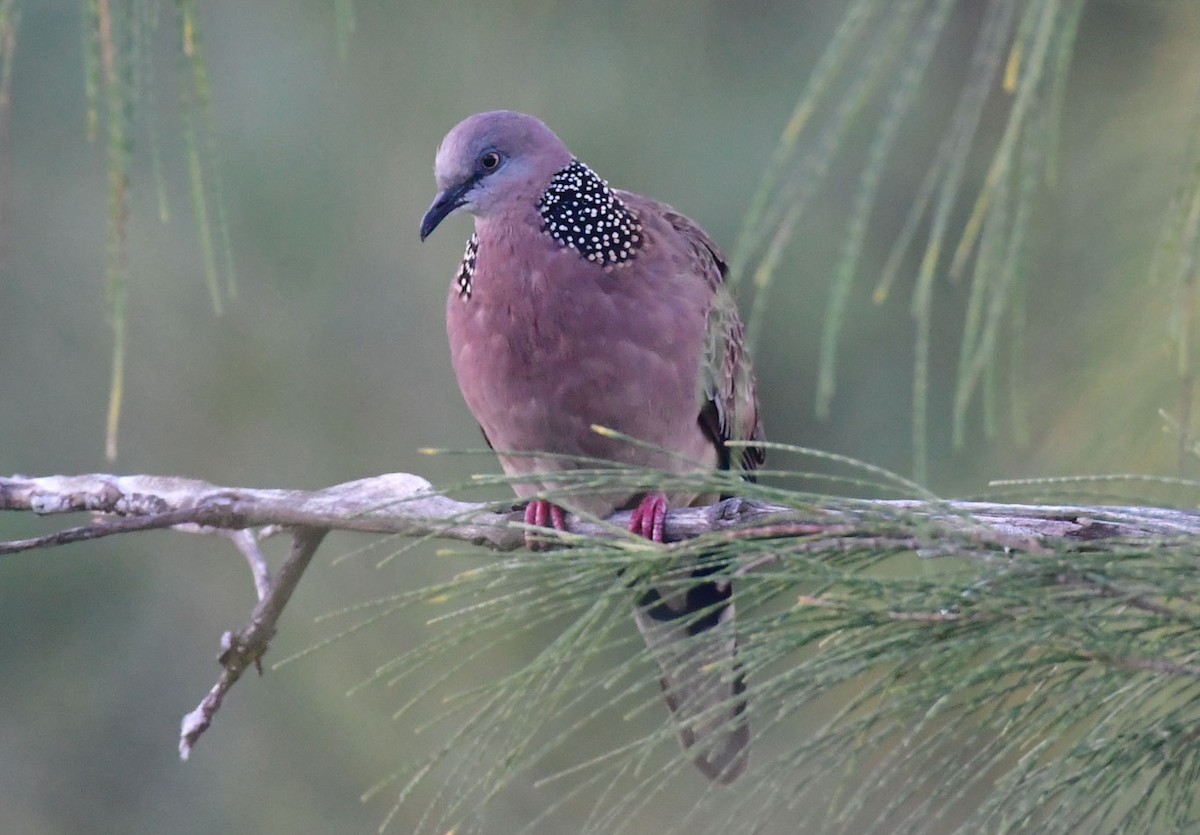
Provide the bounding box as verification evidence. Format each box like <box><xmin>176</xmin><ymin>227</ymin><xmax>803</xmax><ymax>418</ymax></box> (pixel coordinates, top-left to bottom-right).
<box><xmin>659</xmin><ymin>208</ymin><xmax>765</xmax><ymax>476</ymax></box>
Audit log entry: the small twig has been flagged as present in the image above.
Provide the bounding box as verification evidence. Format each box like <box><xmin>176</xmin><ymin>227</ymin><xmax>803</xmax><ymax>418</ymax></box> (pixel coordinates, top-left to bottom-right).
<box><xmin>229</xmin><ymin>529</ymin><xmax>272</xmax><ymax>601</ymax></box>
<box><xmin>179</xmin><ymin>526</ymin><xmax>327</xmax><ymax>758</ymax></box>
<box><xmin>796</xmin><ymin>593</ymin><xmax>992</xmax><ymax>623</ymax></box>
<box><xmin>1075</xmin><ymin>649</ymin><xmax>1200</xmax><ymax>679</ymax></box>
<box><xmin>0</xmin><ymin>507</ymin><xmax>208</xmax><ymax>553</ymax></box>
<box><xmin>1054</xmin><ymin>571</ymin><xmax>1189</xmax><ymax>621</ymax></box>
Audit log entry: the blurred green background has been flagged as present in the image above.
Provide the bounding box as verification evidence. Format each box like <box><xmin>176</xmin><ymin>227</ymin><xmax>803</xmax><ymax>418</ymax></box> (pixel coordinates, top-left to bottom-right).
<box><xmin>2</xmin><ymin>1</ymin><xmax>1199</xmax><ymax>832</ymax></box>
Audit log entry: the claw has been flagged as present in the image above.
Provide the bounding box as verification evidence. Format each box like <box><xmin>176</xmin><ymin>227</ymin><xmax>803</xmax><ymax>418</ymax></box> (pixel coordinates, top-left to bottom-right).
<box><xmin>629</xmin><ymin>492</ymin><xmax>669</xmax><ymax>543</ymax></box>
<box><xmin>523</xmin><ymin>499</ymin><xmax>568</xmax><ymax>550</ymax></box>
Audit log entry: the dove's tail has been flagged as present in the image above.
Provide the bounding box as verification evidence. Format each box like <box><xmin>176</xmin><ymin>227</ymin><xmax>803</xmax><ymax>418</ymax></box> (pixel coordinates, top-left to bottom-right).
<box><xmin>633</xmin><ymin>566</ymin><xmax>748</xmax><ymax>783</ymax></box>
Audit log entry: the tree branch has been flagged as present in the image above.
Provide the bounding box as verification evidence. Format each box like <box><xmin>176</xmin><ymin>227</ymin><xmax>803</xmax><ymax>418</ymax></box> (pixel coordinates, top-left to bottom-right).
<box><xmin>178</xmin><ymin>526</ymin><xmax>326</xmax><ymax>759</ymax></box>
<box><xmin>3</xmin><ymin>470</ymin><xmax>1198</xmax><ymax>758</ymax></box>
<box><xmin>4</xmin><ymin>471</ymin><xmax>1197</xmax><ymax>548</ymax></box>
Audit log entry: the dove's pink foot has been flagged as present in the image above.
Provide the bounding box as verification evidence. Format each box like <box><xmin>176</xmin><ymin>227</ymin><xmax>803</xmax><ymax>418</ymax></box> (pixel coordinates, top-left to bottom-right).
<box><xmin>523</xmin><ymin>499</ymin><xmax>567</xmax><ymax>550</ymax></box>
<box><xmin>629</xmin><ymin>492</ymin><xmax>669</xmax><ymax>543</ymax></box>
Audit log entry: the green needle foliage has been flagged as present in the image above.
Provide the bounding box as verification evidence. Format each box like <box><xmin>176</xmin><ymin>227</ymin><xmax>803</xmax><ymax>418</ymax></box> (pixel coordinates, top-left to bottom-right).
<box><xmin>731</xmin><ymin>0</ymin><xmax>1100</xmax><ymax>484</ymax></box>
<box><xmin>303</xmin><ymin>452</ymin><xmax>1200</xmax><ymax>835</ymax></box>
<box><xmin>1156</xmin><ymin>115</ymin><xmax>1200</xmax><ymax>470</ymax></box>
<box><xmin>77</xmin><ymin>0</ymin><xmax>234</xmax><ymax>459</ymax></box>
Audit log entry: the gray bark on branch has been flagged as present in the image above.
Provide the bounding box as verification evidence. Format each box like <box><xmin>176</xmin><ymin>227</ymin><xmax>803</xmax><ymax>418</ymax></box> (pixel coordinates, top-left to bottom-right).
<box><xmin>2</xmin><ymin>470</ymin><xmax>1197</xmax><ymax>759</ymax></box>
<box><xmin>4</xmin><ymin>471</ymin><xmax>1198</xmax><ymax>549</ymax></box>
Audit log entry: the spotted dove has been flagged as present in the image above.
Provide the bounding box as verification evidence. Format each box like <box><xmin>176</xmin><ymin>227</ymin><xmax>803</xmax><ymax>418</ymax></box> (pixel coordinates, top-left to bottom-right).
<box><xmin>419</xmin><ymin>111</ymin><xmax>764</xmax><ymax>783</ymax></box>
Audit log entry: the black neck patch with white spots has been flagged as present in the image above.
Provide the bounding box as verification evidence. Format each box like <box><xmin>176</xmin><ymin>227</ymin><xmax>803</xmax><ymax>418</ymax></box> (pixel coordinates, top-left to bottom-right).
<box><xmin>455</xmin><ymin>232</ymin><xmax>478</xmax><ymax>301</ymax></box>
<box><xmin>537</xmin><ymin>159</ymin><xmax>644</xmax><ymax>266</ymax></box>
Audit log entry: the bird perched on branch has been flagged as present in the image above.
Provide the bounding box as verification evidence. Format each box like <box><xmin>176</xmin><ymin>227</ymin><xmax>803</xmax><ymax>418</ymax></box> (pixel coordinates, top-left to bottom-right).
<box><xmin>419</xmin><ymin>111</ymin><xmax>763</xmax><ymax>783</ymax></box>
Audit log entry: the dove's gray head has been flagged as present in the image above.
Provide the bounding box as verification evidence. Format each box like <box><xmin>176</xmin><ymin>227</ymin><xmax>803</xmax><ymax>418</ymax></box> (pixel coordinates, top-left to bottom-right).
<box><xmin>419</xmin><ymin>111</ymin><xmax>573</xmax><ymax>240</ymax></box>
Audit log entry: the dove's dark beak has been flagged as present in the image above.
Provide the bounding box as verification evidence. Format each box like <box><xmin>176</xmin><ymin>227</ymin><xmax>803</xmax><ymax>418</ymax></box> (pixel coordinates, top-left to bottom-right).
<box><xmin>419</xmin><ymin>179</ymin><xmax>475</xmax><ymax>241</ymax></box>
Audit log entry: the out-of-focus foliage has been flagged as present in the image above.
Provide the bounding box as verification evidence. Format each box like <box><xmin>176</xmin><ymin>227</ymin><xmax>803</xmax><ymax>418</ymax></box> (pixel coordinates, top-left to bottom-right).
<box><xmin>81</xmin><ymin>0</ymin><xmax>233</xmax><ymax>459</ymax></box>
<box><xmin>1</xmin><ymin>1</ymin><xmax>1199</xmax><ymax>833</ymax></box>
<box><xmin>732</xmin><ymin>0</ymin><xmax>1161</xmax><ymax>487</ymax></box>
